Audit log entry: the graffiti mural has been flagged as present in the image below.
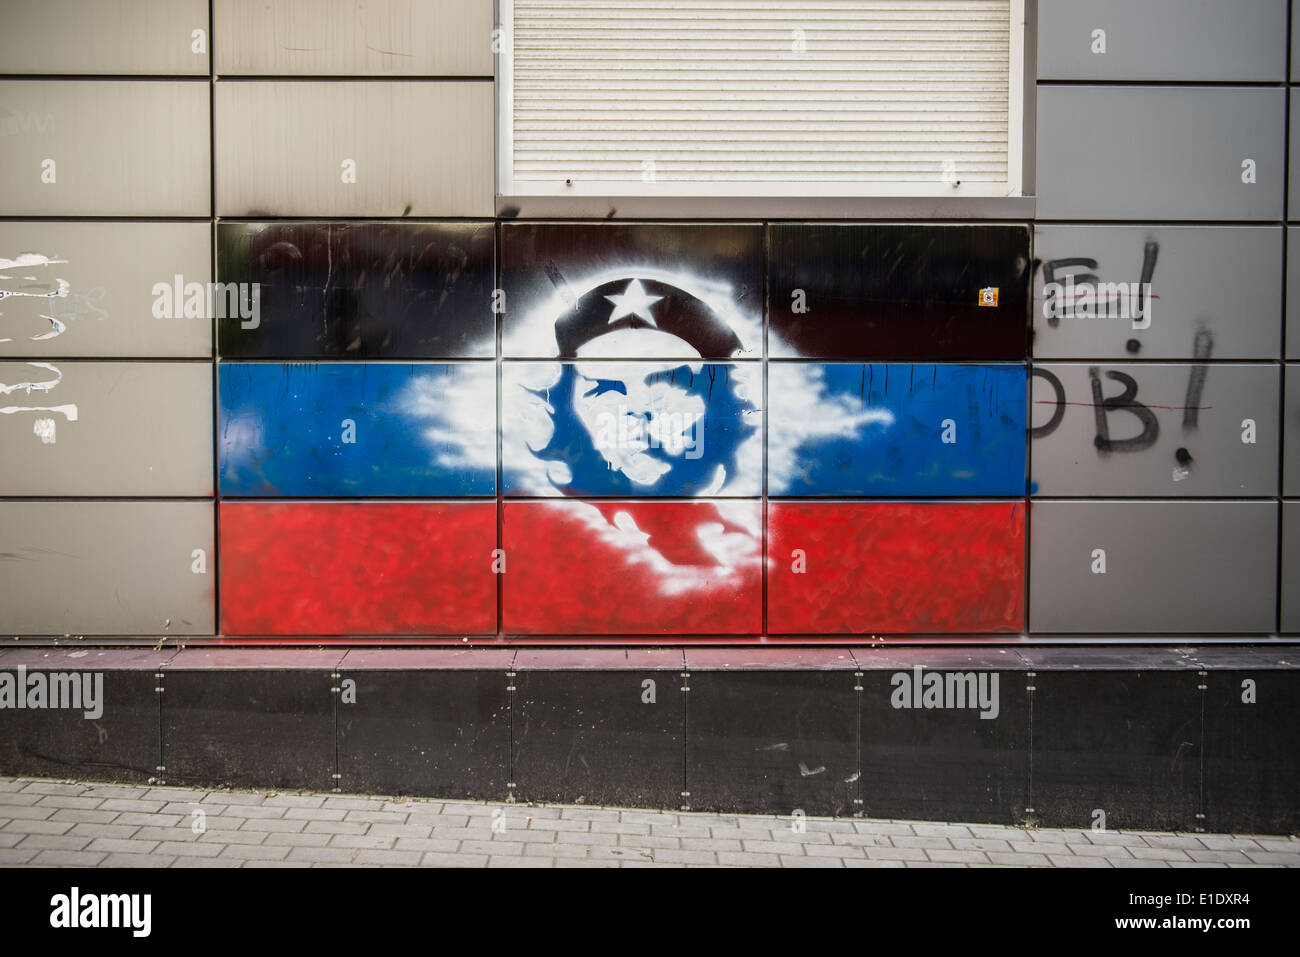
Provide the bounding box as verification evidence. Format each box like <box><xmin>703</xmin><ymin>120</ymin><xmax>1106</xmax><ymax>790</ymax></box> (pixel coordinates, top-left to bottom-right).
<box><xmin>208</xmin><ymin>221</ymin><xmax>1034</xmax><ymax>637</ymax></box>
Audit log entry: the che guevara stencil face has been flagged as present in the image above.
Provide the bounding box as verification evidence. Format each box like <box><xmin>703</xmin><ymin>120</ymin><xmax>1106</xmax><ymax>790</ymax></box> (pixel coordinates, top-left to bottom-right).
<box><xmin>504</xmin><ymin>274</ymin><xmax>762</xmax><ymax>498</ymax></box>
<box><xmin>564</xmin><ymin>280</ymin><xmax>712</xmax><ymax>488</ymax></box>
<box><xmin>571</xmin><ymin>354</ymin><xmax>708</xmax><ymax>488</ymax></box>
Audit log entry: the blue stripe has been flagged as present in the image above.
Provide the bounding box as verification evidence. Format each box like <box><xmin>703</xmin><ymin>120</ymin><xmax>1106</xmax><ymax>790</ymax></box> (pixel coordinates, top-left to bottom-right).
<box><xmin>768</xmin><ymin>363</ymin><xmax>1026</xmax><ymax>497</ymax></box>
<box><xmin>219</xmin><ymin>362</ymin><xmax>496</xmax><ymax>497</ymax></box>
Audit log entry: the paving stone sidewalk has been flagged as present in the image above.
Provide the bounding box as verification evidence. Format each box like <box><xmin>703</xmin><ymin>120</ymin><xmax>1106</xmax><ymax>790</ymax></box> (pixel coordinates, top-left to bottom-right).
<box><xmin>0</xmin><ymin>776</ymin><xmax>1295</xmax><ymax>868</ymax></box>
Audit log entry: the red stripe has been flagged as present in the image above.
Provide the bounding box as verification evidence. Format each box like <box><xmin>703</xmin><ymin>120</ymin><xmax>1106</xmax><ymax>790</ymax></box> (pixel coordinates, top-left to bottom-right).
<box><xmin>768</xmin><ymin>502</ymin><xmax>1025</xmax><ymax>634</ymax></box>
<box><xmin>220</xmin><ymin>502</ymin><xmax>496</xmax><ymax>635</ymax></box>
<box><xmin>502</xmin><ymin>500</ymin><xmax>763</xmax><ymax>635</ymax></box>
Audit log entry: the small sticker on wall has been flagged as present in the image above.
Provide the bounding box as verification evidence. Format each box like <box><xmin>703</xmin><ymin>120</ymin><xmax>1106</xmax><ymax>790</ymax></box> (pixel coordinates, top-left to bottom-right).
<box><xmin>978</xmin><ymin>287</ymin><xmax>999</xmax><ymax>307</ymax></box>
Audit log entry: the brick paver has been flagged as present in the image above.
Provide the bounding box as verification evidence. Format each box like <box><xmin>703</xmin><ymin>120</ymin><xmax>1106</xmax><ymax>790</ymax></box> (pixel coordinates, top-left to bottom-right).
<box><xmin>0</xmin><ymin>776</ymin><xmax>1295</xmax><ymax>868</ymax></box>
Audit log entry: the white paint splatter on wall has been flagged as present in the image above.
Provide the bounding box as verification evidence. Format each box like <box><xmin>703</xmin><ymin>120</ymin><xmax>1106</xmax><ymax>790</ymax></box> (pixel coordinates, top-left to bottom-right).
<box><xmin>0</xmin><ymin>361</ymin><xmax>79</xmax><ymax>441</ymax></box>
<box><xmin>0</xmin><ymin>251</ymin><xmax>107</xmax><ymax>345</ymax></box>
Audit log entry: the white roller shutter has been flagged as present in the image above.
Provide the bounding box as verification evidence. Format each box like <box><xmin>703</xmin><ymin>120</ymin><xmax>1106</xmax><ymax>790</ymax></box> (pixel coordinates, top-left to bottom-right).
<box><xmin>499</xmin><ymin>0</ymin><xmax>1023</xmax><ymax>197</ymax></box>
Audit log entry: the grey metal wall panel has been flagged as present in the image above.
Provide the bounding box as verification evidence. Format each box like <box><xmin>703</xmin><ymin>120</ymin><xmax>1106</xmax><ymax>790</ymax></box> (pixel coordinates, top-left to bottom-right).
<box><xmin>0</xmin><ymin>81</ymin><xmax>210</xmax><ymax>216</ymax></box>
<box><xmin>0</xmin><ymin>222</ymin><xmax>211</xmax><ymax>358</ymax></box>
<box><xmin>1290</xmin><ymin>229</ymin><xmax>1300</xmax><ymax>360</ymax></box>
<box><xmin>1037</xmin><ymin>0</ymin><xmax>1287</xmax><ymax>81</ymax></box>
<box><xmin>214</xmin><ymin>0</ymin><xmax>493</xmax><ymax>76</ymax></box>
<box><xmin>1284</xmin><ymin>502</ymin><xmax>1300</xmax><ymax>632</ymax></box>
<box><xmin>1036</xmin><ymin>87</ymin><xmax>1284</xmax><ymax>221</ymax></box>
<box><xmin>0</xmin><ymin>0</ymin><xmax>210</xmax><ymax>75</ymax></box>
<box><xmin>1293</xmin><ymin>97</ymin><xmax>1300</xmax><ymax>222</ymax></box>
<box><xmin>1033</xmin><ymin>226</ymin><xmax>1282</xmax><ymax>360</ymax></box>
<box><xmin>1029</xmin><ymin>501</ymin><xmax>1277</xmax><ymax>633</ymax></box>
<box><xmin>215</xmin><ymin>81</ymin><xmax>493</xmax><ymax>217</ymax></box>
<box><xmin>0</xmin><ymin>361</ymin><xmax>212</xmax><ymax>496</ymax></box>
<box><xmin>1294</xmin><ymin>2</ymin><xmax>1300</xmax><ymax>82</ymax></box>
<box><xmin>1031</xmin><ymin>363</ymin><xmax>1279</xmax><ymax>497</ymax></box>
<box><xmin>0</xmin><ymin>502</ymin><xmax>214</xmax><ymax>636</ymax></box>
<box><xmin>1287</xmin><ymin>364</ymin><xmax>1300</xmax><ymax>496</ymax></box>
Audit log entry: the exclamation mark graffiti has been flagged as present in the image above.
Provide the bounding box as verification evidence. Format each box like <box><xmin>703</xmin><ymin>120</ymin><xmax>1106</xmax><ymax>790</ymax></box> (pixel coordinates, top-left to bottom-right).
<box><xmin>1131</xmin><ymin>239</ymin><xmax>1159</xmax><ymax>335</ymax></box>
<box><xmin>1173</xmin><ymin>328</ymin><xmax>1213</xmax><ymax>481</ymax></box>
